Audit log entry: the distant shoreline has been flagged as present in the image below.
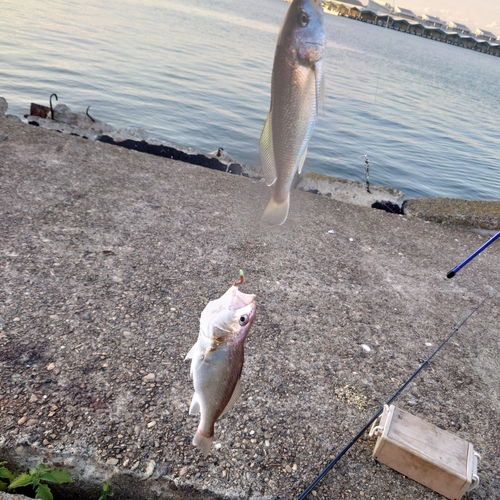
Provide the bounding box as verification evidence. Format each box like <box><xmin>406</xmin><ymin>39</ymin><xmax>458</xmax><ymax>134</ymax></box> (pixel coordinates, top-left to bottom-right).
<box><xmin>324</xmin><ymin>6</ymin><xmax>500</xmax><ymax>58</ymax></box>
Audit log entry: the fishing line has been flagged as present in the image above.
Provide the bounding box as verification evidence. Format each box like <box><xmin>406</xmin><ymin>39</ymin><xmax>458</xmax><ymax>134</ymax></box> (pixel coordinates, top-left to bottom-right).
<box><xmin>361</xmin><ymin>4</ymin><xmax>393</xmax><ymax>194</ymax></box>
<box><xmin>284</xmin><ymin>294</ymin><xmax>489</xmax><ymax>500</ymax></box>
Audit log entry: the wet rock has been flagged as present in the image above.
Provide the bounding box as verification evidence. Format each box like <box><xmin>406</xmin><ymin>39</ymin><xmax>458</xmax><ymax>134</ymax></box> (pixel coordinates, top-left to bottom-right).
<box><xmin>0</xmin><ymin>97</ymin><xmax>7</xmax><ymax>116</ymax></box>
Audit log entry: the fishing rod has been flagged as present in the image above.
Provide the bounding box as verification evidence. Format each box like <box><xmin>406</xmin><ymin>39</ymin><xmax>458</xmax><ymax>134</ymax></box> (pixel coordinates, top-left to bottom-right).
<box><xmin>447</xmin><ymin>230</ymin><xmax>500</xmax><ymax>278</ymax></box>
<box><xmin>295</xmin><ymin>295</ymin><xmax>489</xmax><ymax>500</ymax></box>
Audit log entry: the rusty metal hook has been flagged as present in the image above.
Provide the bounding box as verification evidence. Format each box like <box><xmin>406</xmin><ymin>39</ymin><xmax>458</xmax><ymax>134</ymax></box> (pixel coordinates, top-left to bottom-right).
<box><xmin>49</xmin><ymin>93</ymin><xmax>58</xmax><ymax>120</ymax></box>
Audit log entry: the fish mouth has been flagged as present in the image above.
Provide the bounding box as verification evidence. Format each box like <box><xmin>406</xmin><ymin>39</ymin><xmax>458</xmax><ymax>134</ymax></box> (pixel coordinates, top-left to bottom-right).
<box><xmin>229</xmin><ymin>286</ymin><xmax>256</xmax><ymax>310</ymax></box>
<box><xmin>298</xmin><ymin>41</ymin><xmax>324</xmax><ymax>64</ymax></box>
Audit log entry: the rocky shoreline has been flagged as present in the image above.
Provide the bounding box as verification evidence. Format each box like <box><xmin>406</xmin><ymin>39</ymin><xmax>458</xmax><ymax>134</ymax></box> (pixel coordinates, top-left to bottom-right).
<box><xmin>2</xmin><ymin>96</ymin><xmax>498</xmax><ymax>233</ymax></box>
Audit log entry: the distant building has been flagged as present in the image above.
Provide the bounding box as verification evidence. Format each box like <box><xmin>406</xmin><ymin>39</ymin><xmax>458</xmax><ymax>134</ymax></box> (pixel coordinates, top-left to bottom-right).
<box><xmin>475</xmin><ymin>28</ymin><xmax>497</xmax><ymax>42</ymax></box>
<box><xmin>366</xmin><ymin>0</ymin><xmax>393</xmax><ymax>14</ymax></box>
<box><xmin>448</xmin><ymin>21</ymin><xmax>471</xmax><ymax>35</ymax></box>
<box><xmin>341</xmin><ymin>0</ymin><xmax>365</xmax><ymax>6</ymax></box>
<box><xmin>420</xmin><ymin>14</ymin><xmax>444</xmax><ymax>29</ymax></box>
<box><xmin>394</xmin><ymin>6</ymin><xmax>416</xmax><ymax>20</ymax></box>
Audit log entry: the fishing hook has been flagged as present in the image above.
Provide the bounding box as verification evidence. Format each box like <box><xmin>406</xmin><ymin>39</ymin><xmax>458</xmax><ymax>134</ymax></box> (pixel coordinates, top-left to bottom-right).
<box><xmin>86</xmin><ymin>105</ymin><xmax>96</xmax><ymax>123</ymax></box>
<box><xmin>233</xmin><ymin>269</ymin><xmax>245</xmax><ymax>287</ymax></box>
<box><xmin>49</xmin><ymin>93</ymin><xmax>58</xmax><ymax>120</ymax></box>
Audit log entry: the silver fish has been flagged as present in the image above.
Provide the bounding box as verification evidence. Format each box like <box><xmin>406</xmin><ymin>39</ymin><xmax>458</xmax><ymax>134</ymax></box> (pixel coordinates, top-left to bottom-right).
<box><xmin>260</xmin><ymin>0</ymin><xmax>326</xmax><ymax>225</ymax></box>
<box><xmin>185</xmin><ymin>285</ymin><xmax>257</xmax><ymax>457</ymax></box>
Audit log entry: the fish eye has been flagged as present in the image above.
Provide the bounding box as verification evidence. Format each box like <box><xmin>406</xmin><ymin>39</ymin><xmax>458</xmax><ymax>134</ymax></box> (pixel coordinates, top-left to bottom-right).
<box><xmin>239</xmin><ymin>314</ymin><xmax>249</xmax><ymax>326</ymax></box>
<box><xmin>299</xmin><ymin>10</ymin><xmax>309</xmax><ymax>28</ymax></box>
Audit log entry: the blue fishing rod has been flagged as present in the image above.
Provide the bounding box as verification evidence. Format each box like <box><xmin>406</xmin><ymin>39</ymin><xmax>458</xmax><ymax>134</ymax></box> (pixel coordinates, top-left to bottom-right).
<box><xmin>447</xmin><ymin>230</ymin><xmax>500</xmax><ymax>278</ymax></box>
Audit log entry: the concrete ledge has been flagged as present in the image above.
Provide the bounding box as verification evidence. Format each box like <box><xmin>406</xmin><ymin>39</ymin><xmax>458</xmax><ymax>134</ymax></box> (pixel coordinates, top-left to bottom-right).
<box><xmin>404</xmin><ymin>198</ymin><xmax>500</xmax><ymax>231</ymax></box>
<box><xmin>1</xmin><ymin>111</ymin><xmax>500</xmax><ymax>499</ymax></box>
<box><xmin>297</xmin><ymin>172</ymin><xmax>405</xmax><ymax>211</ymax></box>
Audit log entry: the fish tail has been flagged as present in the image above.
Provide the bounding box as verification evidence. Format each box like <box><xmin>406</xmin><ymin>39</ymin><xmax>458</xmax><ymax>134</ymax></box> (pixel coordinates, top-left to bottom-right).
<box><xmin>261</xmin><ymin>193</ymin><xmax>290</xmax><ymax>226</ymax></box>
<box><xmin>193</xmin><ymin>429</ymin><xmax>214</xmax><ymax>457</ymax></box>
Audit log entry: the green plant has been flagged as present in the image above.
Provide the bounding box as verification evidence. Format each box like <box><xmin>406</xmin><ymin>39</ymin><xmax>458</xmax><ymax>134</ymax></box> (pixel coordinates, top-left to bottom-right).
<box><xmin>7</xmin><ymin>462</ymin><xmax>72</xmax><ymax>500</ymax></box>
<box><xmin>0</xmin><ymin>461</ymin><xmax>15</xmax><ymax>491</ymax></box>
<box><xmin>99</xmin><ymin>481</ymin><xmax>114</xmax><ymax>500</ymax></box>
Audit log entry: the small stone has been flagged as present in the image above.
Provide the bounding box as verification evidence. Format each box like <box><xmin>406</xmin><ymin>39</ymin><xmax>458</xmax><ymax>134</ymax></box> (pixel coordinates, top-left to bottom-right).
<box><xmin>141</xmin><ymin>460</ymin><xmax>155</xmax><ymax>480</ymax></box>
<box><xmin>360</xmin><ymin>344</ymin><xmax>371</xmax><ymax>353</ymax></box>
<box><xmin>123</xmin><ymin>331</ymin><xmax>131</xmax><ymax>337</ymax></box>
<box><xmin>143</xmin><ymin>373</ymin><xmax>155</xmax><ymax>381</ymax></box>
<box><xmin>215</xmin><ymin>443</ymin><xmax>222</xmax><ymax>450</ymax></box>
<box><xmin>18</xmin><ymin>416</ymin><xmax>27</xmax><ymax>425</ymax></box>
<box><xmin>349</xmin><ymin>238</ymin><xmax>354</xmax><ymax>242</ymax></box>
<box><xmin>43</xmin><ymin>439</ymin><xmax>50</xmax><ymax>446</ymax></box>
<box><xmin>147</xmin><ymin>421</ymin><xmax>156</xmax><ymax>428</ymax></box>
<box><xmin>29</xmin><ymin>394</ymin><xmax>38</xmax><ymax>403</ymax></box>
<box><xmin>26</xmin><ymin>419</ymin><xmax>38</xmax><ymax>426</ymax></box>
<box><xmin>179</xmin><ymin>466</ymin><xmax>188</xmax><ymax>477</ymax></box>
<box><xmin>49</xmin><ymin>315</ymin><xmax>59</xmax><ymax>320</ymax></box>
<box><xmin>130</xmin><ymin>461</ymin><xmax>140</xmax><ymax>471</ymax></box>
<box><xmin>122</xmin><ymin>459</ymin><xmax>130</xmax><ymax>467</ymax></box>
<box><xmin>285</xmin><ymin>465</ymin><xmax>292</xmax><ymax>473</ymax></box>
<box><xmin>106</xmin><ymin>458</ymin><xmax>119</xmax><ymax>466</ymax></box>
<box><xmin>47</xmin><ymin>362</ymin><xmax>55</xmax><ymax>371</ymax></box>
<box><xmin>425</xmin><ymin>342</ymin><xmax>433</xmax><ymax>347</ymax></box>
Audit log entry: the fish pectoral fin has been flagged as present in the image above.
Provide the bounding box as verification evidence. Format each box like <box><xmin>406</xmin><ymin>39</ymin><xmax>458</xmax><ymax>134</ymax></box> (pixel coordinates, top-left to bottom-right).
<box><xmin>189</xmin><ymin>392</ymin><xmax>201</xmax><ymax>415</ymax></box>
<box><xmin>220</xmin><ymin>378</ymin><xmax>243</xmax><ymax>418</ymax></box>
<box><xmin>297</xmin><ymin>146</ymin><xmax>308</xmax><ymax>175</ymax></box>
<box><xmin>259</xmin><ymin>112</ymin><xmax>277</xmax><ymax>187</ymax></box>
<box><xmin>185</xmin><ymin>342</ymin><xmax>197</xmax><ymax>361</ymax></box>
<box><xmin>314</xmin><ymin>60</ymin><xmax>325</xmax><ymax>115</ymax></box>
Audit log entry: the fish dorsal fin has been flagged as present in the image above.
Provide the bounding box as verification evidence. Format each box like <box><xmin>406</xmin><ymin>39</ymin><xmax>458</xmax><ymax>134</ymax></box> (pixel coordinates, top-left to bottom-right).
<box><xmin>259</xmin><ymin>111</ymin><xmax>277</xmax><ymax>186</ymax></box>
<box><xmin>189</xmin><ymin>392</ymin><xmax>200</xmax><ymax>415</ymax></box>
<box><xmin>220</xmin><ymin>377</ymin><xmax>242</xmax><ymax>418</ymax></box>
<box><xmin>297</xmin><ymin>146</ymin><xmax>308</xmax><ymax>175</ymax></box>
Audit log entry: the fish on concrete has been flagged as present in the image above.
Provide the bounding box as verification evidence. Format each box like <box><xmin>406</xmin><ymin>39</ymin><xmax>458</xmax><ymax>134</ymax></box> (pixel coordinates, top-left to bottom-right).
<box><xmin>185</xmin><ymin>285</ymin><xmax>257</xmax><ymax>457</ymax></box>
<box><xmin>260</xmin><ymin>0</ymin><xmax>326</xmax><ymax>225</ymax></box>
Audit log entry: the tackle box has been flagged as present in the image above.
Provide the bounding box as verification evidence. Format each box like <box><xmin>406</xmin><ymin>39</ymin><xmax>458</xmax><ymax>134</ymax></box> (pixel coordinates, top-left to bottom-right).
<box><xmin>369</xmin><ymin>405</ymin><xmax>480</xmax><ymax>500</ymax></box>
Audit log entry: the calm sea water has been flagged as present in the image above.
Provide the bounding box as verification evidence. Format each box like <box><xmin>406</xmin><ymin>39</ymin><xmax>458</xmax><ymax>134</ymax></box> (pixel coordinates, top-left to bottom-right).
<box><xmin>1</xmin><ymin>0</ymin><xmax>499</xmax><ymax>200</ymax></box>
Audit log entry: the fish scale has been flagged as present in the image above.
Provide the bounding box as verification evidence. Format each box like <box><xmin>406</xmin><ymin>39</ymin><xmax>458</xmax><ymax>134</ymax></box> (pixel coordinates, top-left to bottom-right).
<box><xmin>260</xmin><ymin>0</ymin><xmax>326</xmax><ymax>225</ymax></box>
<box><xmin>185</xmin><ymin>285</ymin><xmax>257</xmax><ymax>457</ymax></box>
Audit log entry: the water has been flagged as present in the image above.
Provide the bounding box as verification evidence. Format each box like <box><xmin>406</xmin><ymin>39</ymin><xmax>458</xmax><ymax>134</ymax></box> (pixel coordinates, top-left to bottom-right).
<box><xmin>1</xmin><ymin>0</ymin><xmax>499</xmax><ymax>200</ymax></box>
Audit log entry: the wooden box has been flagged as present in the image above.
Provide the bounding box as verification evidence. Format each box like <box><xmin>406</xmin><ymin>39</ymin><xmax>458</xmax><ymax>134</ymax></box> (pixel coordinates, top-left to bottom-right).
<box><xmin>369</xmin><ymin>405</ymin><xmax>480</xmax><ymax>500</ymax></box>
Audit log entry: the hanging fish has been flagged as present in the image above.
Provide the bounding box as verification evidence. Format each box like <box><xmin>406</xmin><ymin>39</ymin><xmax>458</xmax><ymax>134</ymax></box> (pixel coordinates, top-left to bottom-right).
<box><xmin>185</xmin><ymin>283</ymin><xmax>257</xmax><ymax>457</ymax></box>
<box><xmin>260</xmin><ymin>0</ymin><xmax>326</xmax><ymax>225</ymax></box>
